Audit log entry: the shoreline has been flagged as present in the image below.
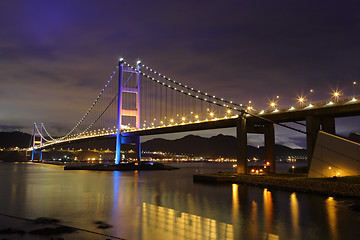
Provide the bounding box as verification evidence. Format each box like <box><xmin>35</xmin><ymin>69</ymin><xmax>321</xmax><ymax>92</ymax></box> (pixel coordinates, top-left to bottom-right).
<box><xmin>193</xmin><ymin>172</ymin><xmax>360</xmax><ymax>198</ymax></box>
<box><xmin>64</xmin><ymin>162</ymin><xmax>179</xmax><ymax>171</ymax></box>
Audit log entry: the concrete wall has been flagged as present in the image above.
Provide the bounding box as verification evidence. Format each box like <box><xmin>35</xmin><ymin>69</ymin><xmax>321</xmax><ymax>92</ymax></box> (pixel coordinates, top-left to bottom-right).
<box><xmin>308</xmin><ymin>131</ymin><xmax>360</xmax><ymax>177</ymax></box>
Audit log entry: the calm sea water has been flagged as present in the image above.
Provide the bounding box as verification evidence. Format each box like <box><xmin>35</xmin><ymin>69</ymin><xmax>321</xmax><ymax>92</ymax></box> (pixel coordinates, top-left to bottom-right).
<box><xmin>0</xmin><ymin>162</ymin><xmax>359</xmax><ymax>240</ymax></box>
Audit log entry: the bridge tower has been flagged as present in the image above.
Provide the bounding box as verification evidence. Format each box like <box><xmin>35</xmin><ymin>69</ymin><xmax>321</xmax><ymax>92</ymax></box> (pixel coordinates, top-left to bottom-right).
<box><xmin>31</xmin><ymin>123</ymin><xmax>43</xmax><ymax>161</ymax></box>
<box><xmin>115</xmin><ymin>59</ymin><xmax>142</xmax><ymax>164</ymax></box>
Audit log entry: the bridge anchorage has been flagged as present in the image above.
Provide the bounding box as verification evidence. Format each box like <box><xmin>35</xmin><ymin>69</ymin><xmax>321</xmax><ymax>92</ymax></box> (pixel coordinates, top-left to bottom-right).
<box><xmin>29</xmin><ymin>58</ymin><xmax>360</xmax><ymax>174</ymax></box>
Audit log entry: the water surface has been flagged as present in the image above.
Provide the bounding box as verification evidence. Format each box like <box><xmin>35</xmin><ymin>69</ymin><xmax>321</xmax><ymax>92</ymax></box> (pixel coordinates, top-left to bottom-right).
<box><xmin>0</xmin><ymin>162</ymin><xmax>358</xmax><ymax>239</ymax></box>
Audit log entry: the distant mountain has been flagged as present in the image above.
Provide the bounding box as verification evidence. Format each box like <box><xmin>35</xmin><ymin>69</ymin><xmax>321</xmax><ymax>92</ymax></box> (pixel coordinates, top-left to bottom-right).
<box><xmin>0</xmin><ymin>131</ymin><xmax>32</xmax><ymax>148</ymax></box>
<box><xmin>142</xmin><ymin>134</ymin><xmax>240</xmax><ymax>158</ymax></box>
<box><xmin>0</xmin><ymin>131</ymin><xmax>306</xmax><ymax>159</ymax></box>
<box><xmin>142</xmin><ymin>134</ymin><xmax>306</xmax><ymax>159</ymax></box>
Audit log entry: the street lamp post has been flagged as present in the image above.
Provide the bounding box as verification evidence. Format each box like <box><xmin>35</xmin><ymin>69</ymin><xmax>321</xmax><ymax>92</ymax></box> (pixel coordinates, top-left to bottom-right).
<box><xmin>353</xmin><ymin>81</ymin><xmax>357</xmax><ymax>99</ymax></box>
<box><xmin>309</xmin><ymin>89</ymin><xmax>314</xmax><ymax>104</ymax></box>
<box><xmin>247</xmin><ymin>100</ymin><xmax>253</xmax><ymax>111</ymax></box>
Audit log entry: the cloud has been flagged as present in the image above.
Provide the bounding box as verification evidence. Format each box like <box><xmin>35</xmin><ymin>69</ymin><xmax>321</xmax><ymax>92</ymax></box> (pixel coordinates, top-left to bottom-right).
<box><xmin>0</xmin><ymin>0</ymin><xmax>360</xmax><ymax>148</ymax></box>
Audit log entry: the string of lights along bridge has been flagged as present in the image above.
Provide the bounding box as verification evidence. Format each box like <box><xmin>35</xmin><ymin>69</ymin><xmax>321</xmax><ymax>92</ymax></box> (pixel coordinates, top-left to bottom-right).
<box><xmin>31</xmin><ymin>59</ymin><xmax>359</xmax><ymax>151</ymax></box>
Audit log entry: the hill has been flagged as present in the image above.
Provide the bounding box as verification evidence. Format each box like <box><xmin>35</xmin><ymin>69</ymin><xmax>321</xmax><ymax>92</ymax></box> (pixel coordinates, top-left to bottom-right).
<box><xmin>142</xmin><ymin>134</ymin><xmax>306</xmax><ymax>159</ymax></box>
<box><xmin>0</xmin><ymin>131</ymin><xmax>32</xmax><ymax>149</ymax></box>
<box><xmin>0</xmin><ymin>131</ymin><xmax>306</xmax><ymax>159</ymax></box>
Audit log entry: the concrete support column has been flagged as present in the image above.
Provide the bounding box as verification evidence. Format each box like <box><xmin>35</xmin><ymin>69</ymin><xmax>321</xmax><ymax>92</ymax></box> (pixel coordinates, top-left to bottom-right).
<box><xmin>322</xmin><ymin>117</ymin><xmax>335</xmax><ymax>134</ymax></box>
<box><xmin>136</xmin><ymin>136</ymin><xmax>141</xmax><ymax>164</ymax></box>
<box><xmin>306</xmin><ymin>116</ymin><xmax>321</xmax><ymax>166</ymax></box>
<box><xmin>264</xmin><ymin>123</ymin><xmax>276</xmax><ymax>173</ymax></box>
<box><xmin>236</xmin><ymin>112</ymin><xmax>247</xmax><ymax>174</ymax></box>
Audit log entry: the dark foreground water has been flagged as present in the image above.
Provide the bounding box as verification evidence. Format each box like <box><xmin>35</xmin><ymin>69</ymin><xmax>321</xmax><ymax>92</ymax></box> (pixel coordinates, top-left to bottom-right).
<box><xmin>0</xmin><ymin>162</ymin><xmax>359</xmax><ymax>240</ymax></box>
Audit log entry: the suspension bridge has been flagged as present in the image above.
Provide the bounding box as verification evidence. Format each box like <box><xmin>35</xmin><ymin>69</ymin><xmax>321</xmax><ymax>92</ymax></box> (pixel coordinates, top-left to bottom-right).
<box><xmin>28</xmin><ymin>59</ymin><xmax>360</xmax><ymax>174</ymax></box>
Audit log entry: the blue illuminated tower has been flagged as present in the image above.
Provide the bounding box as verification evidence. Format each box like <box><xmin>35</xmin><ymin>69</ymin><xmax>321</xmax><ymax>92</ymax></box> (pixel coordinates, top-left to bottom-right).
<box><xmin>115</xmin><ymin>59</ymin><xmax>141</xmax><ymax>164</ymax></box>
<box><xmin>31</xmin><ymin>123</ymin><xmax>43</xmax><ymax>161</ymax></box>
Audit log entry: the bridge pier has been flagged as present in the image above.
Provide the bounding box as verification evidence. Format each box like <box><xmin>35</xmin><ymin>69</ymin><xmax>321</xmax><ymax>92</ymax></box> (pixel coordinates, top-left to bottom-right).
<box><xmin>306</xmin><ymin>116</ymin><xmax>336</xmax><ymax>165</ymax></box>
<box><xmin>246</xmin><ymin>122</ymin><xmax>276</xmax><ymax>173</ymax></box>
<box><xmin>322</xmin><ymin>117</ymin><xmax>335</xmax><ymax>134</ymax></box>
<box><xmin>236</xmin><ymin>112</ymin><xmax>247</xmax><ymax>174</ymax></box>
<box><xmin>236</xmin><ymin>113</ymin><xmax>276</xmax><ymax>174</ymax></box>
<box><xmin>264</xmin><ymin>123</ymin><xmax>275</xmax><ymax>173</ymax></box>
<box><xmin>136</xmin><ymin>136</ymin><xmax>141</xmax><ymax>164</ymax></box>
<box><xmin>31</xmin><ymin>150</ymin><xmax>43</xmax><ymax>161</ymax></box>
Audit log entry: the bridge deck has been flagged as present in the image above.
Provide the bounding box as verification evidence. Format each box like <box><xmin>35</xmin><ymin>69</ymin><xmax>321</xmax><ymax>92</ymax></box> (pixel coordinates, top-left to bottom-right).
<box><xmin>35</xmin><ymin>99</ymin><xmax>360</xmax><ymax>149</ymax></box>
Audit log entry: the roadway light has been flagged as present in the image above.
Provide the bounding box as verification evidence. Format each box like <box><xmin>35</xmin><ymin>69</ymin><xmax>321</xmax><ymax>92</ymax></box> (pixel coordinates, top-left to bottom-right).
<box><xmin>247</xmin><ymin>100</ymin><xmax>253</xmax><ymax>111</ymax></box>
<box><xmin>353</xmin><ymin>81</ymin><xmax>357</xmax><ymax>98</ymax></box>
<box><xmin>226</xmin><ymin>109</ymin><xmax>231</xmax><ymax>117</ymax></box>
<box><xmin>195</xmin><ymin>115</ymin><xmax>199</xmax><ymax>119</ymax></box>
<box><xmin>332</xmin><ymin>90</ymin><xmax>341</xmax><ymax>102</ymax></box>
<box><xmin>275</xmin><ymin>96</ymin><xmax>280</xmax><ymax>108</ymax></box>
<box><xmin>269</xmin><ymin>101</ymin><xmax>276</xmax><ymax>109</ymax></box>
<box><xmin>209</xmin><ymin>112</ymin><xmax>214</xmax><ymax>117</ymax></box>
<box><xmin>308</xmin><ymin>89</ymin><xmax>314</xmax><ymax>104</ymax></box>
<box><xmin>297</xmin><ymin>96</ymin><xmax>305</xmax><ymax>107</ymax></box>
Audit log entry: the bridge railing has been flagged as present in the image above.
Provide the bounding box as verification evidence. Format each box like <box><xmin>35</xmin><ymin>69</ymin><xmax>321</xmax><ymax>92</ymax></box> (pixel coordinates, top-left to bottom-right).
<box><xmin>256</xmin><ymin>95</ymin><xmax>359</xmax><ymax>116</ymax></box>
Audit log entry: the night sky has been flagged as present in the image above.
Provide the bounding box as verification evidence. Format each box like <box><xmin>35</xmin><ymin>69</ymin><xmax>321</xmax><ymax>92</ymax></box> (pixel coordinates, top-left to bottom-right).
<box><xmin>1</xmin><ymin>0</ymin><xmax>360</xmax><ymax>148</ymax></box>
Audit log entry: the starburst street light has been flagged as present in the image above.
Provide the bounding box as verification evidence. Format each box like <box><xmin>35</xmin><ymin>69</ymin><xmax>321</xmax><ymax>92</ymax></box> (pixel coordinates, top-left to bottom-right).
<box><xmin>269</xmin><ymin>101</ymin><xmax>276</xmax><ymax>110</ymax></box>
<box><xmin>297</xmin><ymin>96</ymin><xmax>305</xmax><ymax>107</ymax></box>
<box><xmin>332</xmin><ymin>90</ymin><xmax>341</xmax><ymax>102</ymax></box>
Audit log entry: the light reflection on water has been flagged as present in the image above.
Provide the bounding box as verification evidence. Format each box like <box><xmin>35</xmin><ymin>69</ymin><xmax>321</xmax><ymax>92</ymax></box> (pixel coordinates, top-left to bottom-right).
<box><xmin>326</xmin><ymin>197</ymin><xmax>337</xmax><ymax>240</ymax></box>
<box><xmin>0</xmin><ymin>162</ymin><xmax>359</xmax><ymax>240</ymax></box>
<box><xmin>142</xmin><ymin>202</ymin><xmax>233</xmax><ymax>239</ymax></box>
<box><xmin>290</xmin><ymin>192</ymin><xmax>299</xmax><ymax>237</ymax></box>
